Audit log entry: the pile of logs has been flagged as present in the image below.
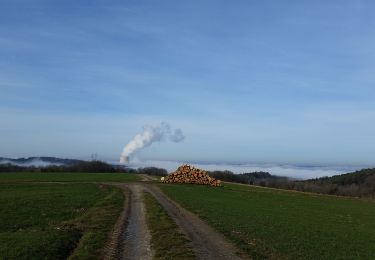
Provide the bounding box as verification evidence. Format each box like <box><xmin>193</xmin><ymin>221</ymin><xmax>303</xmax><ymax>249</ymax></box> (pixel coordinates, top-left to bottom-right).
<box><xmin>161</xmin><ymin>164</ymin><xmax>221</xmax><ymax>187</ymax></box>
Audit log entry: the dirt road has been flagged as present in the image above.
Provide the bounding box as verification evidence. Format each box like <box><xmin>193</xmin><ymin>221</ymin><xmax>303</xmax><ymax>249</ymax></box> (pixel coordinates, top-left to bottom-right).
<box><xmin>105</xmin><ymin>182</ymin><xmax>247</xmax><ymax>260</ymax></box>
<box><xmin>104</xmin><ymin>183</ymin><xmax>153</xmax><ymax>260</ymax></box>
<box><xmin>122</xmin><ymin>184</ymin><xmax>153</xmax><ymax>259</ymax></box>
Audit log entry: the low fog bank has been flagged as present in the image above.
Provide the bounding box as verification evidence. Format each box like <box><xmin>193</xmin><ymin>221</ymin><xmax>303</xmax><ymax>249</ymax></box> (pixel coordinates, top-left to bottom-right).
<box><xmin>0</xmin><ymin>158</ymin><xmax>62</xmax><ymax>167</ymax></box>
<box><xmin>110</xmin><ymin>159</ymin><xmax>364</xmax><ymax>179</ymax></box>
<box><xmin>1</xmin><ymin>156</ymin><xmax>366</xmax><ymax>179</ymax></box>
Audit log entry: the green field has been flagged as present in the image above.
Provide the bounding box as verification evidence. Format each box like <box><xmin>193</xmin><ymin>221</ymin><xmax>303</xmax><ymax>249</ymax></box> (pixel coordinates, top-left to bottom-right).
<box><xmin>160</xmin><ymin>183</ymin><xmax>375</xmax><ymax>259</ymax></box>
<box><xmin>0</xmin><ymin>172</ymin><xmax>139</xmax><ymax>182</ymax></box>
<box><xmin>0</xmin><ymin>183</ymin><xmax>124</xmax><ymax>259</ymax></box>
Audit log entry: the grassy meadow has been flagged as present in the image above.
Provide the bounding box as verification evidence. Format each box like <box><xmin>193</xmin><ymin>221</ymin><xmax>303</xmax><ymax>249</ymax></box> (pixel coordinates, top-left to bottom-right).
<box><xmin>0</xmin><ymin>182</ymin><xmax>124</xmax><ymax>259</ymax></box>
<box><xmin>0</xmin><ymin>172</ymin><xmax>139</xmax><ymax>183</ymax></box>
<box><xmin>160</xmin><ymin>183</ymin><xmax>375</xmax><ymax>259</ymax></box>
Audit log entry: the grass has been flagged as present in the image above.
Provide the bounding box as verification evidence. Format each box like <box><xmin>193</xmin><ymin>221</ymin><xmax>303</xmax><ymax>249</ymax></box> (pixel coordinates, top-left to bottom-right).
<box><xmin>143</xmin><ymin>192</ymin><xmax>195</xmax><ymax>260</ymax></box>
<box><xmin>0</xmin><ymin>183</ymin><xmax>124</xmax><ymax>259</ymax></box>
<box><xmin>159</xmin><ymin>183</ymin><xmax>375</xmax><ymax>259</ymax></box>
<box><xmin>0</xmin><ymin>172</ymin><xmax>139</xmax><ymax>182</ymax></box>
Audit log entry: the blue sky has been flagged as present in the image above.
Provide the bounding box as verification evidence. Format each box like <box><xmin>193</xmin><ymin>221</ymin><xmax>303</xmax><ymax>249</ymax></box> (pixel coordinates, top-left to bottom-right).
<box><xmin>1</xmin><ymin>0</ymin><xmax>375</xmax><ymax>165</ymax></box>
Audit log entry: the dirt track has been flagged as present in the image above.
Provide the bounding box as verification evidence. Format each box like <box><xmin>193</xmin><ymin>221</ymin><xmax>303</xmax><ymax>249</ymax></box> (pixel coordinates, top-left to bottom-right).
<box><xmin>105</xmin><ymin>181</ymin><xmax>247</xmax><ymax>260</ymax></box>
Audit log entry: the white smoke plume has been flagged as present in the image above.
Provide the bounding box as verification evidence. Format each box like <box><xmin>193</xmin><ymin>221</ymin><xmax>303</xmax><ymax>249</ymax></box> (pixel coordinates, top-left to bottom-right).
<box><xmin>120</xmin><ymin>122</ymin><xmax>185</xmax><ymax>163</ymax></box>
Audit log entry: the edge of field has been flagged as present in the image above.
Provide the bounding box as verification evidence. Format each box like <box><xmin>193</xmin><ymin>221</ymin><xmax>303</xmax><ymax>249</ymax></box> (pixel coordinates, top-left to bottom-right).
<box><xmin>68</xmin><ymin>184</ymin><xmax>125</xmax><ymax>259</ymax></box>
<box><xmin>158</xmin><ymin>182</ymin><xmax>375</xmax><ymax>259</ymax></box>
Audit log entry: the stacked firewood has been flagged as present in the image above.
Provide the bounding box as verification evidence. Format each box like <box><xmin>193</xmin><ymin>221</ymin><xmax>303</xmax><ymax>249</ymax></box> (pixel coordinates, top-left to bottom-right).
<box><xmin>161</xmin><ymin>164</ymin><xmax>221</xmax><ymax>187</ymax></box>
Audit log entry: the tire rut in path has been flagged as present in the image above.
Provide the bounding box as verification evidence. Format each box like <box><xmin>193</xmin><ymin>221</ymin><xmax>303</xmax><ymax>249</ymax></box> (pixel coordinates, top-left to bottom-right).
<box><xmin>103</xmin><ymin>185</ymin><xmax>130</xmax><ymax>260</ymax></box>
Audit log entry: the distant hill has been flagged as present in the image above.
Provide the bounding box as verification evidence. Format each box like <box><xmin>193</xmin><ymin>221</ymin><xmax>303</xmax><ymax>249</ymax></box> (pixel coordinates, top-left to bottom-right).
<box><xmin>0</xmin><ymin>157</ymin><xmax>84</xmax><ymax>167</ymax></box>
<box><xmin>303</xmin><ymin>168</ymin><xmax>375</xmax><ymax>196</ymax></box>
<box><xmin>308</xmin><ymin>168</ymin><xmax>375</xmax><ymax>186</ymax></box>
<box><xmin>208</xmin><ymin>170</ymin><xmax>288</xmax><ymax>185</ymax></box>
<box><xmin>0</xmin><ymin>159</ymin><xmax>130</xmax><ymax>173</ymax></box>
<box><xmin>0</xmin><ymin>157</ymin><xmax>163</xmax><ymax>174</ymax></box>
<box><xmin>263</xmin><ymin>168</ymin><xmax>375</xmax><ymax>197</ymax></box>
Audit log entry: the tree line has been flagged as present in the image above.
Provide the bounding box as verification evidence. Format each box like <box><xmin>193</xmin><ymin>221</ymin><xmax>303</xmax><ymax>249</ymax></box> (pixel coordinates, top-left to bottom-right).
<box><xmin>207</xmin><ymin>168</ymin><xmax>375</xmax><ymax>198</ymax></box>
<box><xmin>208</xmin><ymin>170</ymin><xmax>288</xmax><ymax>185</ymax></box>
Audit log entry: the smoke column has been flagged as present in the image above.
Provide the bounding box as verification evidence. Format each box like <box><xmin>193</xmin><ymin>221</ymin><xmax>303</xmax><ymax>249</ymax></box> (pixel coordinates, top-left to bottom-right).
<box><xmin>120</xmin><ymin>122</ymin><xmax>185</xmax><ymax>163</ymax></box>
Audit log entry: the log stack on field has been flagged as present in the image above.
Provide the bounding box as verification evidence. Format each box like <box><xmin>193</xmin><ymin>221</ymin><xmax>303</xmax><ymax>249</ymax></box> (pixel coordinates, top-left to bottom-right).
<box><xmin>161</xmin><ymin>164</ymin><xmax>221</xmax><ymax>187</ymax></box>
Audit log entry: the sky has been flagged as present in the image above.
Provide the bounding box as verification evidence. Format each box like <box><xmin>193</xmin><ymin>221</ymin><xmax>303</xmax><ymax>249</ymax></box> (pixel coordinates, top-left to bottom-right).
<box><xmin>1</xmin><ymin>0</ymin><xmax>375</xmax><ymax>166</ymax></box>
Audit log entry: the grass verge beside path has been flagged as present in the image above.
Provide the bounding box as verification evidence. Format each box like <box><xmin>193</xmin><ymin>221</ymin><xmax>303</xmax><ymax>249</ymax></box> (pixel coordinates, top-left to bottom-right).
<box><xmin>143</xmin><ymin>192</ymin><xmax>195</xmax><ymax>260</ymax></box>
<box><xmin>159</xmin><ymin>183</ymin><xmax>375</xmax><ymax>259</ymax></box>
<box><xmin>0</xmin><ymin>183</ymin><xmax>124</xmax><ymax>259</ymax></box>
<box><xmin>0</xmin><ymin>172</ymin><xmax>139</xmax><ymax>182</ymax></box>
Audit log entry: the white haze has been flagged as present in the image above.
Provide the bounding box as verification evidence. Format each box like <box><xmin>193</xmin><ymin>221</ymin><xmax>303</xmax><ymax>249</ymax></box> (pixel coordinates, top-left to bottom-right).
<box><xmin>0</xmin><ymin>158</ymin><xmax>63</xmax><ymax>167</ymax></box>
<box><xmin>0</xmin><ymin>156</ymin><xmax>364</xmax><ymax>179</ymax></box>
<box><xmin>120</xmin><ymin>122</ymin><xmax>185</xmax><ymax>163</ymax></box>
<box><xmin>116</xmin><ymin>159</ymin><xmax>364</xmax><ymax>180</ymax></box>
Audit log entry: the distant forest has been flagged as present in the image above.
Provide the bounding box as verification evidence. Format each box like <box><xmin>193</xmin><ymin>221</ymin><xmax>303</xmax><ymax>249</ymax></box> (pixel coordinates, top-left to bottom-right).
<box><xmin>291</xmin><ymin>168</ymin><xmax>375</xmax><ymax>198</ymax></box>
